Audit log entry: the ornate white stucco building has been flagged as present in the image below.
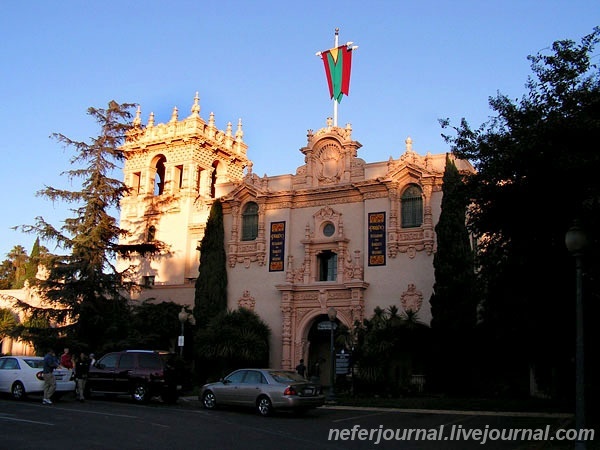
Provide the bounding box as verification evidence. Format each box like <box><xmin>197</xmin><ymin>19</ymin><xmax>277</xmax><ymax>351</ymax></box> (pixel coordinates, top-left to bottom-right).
<box><xmin>116</xmin><ymin>93</ymin><xmax>474</xmax><ymax>378</ymax></box>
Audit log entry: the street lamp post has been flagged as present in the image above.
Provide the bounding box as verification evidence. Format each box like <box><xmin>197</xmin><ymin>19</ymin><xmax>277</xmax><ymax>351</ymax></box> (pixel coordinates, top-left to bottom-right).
<box><xmin>178</xmin><ymin>307</ymin><xmax>195</xmax><ymax>358</ymax></box>
<box><xmin>327</xmin><ymin>307</ymin><xmax>337</xmax><ymax>403</ymax></box>
<box><xmin>565</xmin><ymin>221</ymin><xmax>588</xmax><ymax>450</ymax></box>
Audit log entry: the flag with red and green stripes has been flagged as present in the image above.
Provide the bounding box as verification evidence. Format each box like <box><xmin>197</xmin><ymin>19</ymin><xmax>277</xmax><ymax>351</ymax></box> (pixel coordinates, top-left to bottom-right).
<box><xmin>320</xmin><ymin>45</ymin><xmax>353</xmax><ymax>103</ymax></box>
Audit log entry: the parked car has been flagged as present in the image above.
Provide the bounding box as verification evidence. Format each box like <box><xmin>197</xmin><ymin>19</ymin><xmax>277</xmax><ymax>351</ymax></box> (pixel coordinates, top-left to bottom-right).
<box><xmin>200</xmin><ymin>368</ymin><xmax>325</xmax><ymax>416</ymax></box>
<box><xmin>0</xmin><ymin>355</ymin><xmax>75</xmax><ymax>400</ymax></box>
<box><xmin>86</xmin><ymin>350</ymin><xmax>184</xmax><ymax>403</ymax></box>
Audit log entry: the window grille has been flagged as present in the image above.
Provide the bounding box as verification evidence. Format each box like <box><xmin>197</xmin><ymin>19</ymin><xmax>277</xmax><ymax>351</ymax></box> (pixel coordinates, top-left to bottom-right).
<box><xmin>241</xmin><ymin>202</ymin><xmax>259</xmax><ymax>241</ymax></box>
<box><xmin>401</xmin><ymin>185</ymin><xmax>423</xmax><ymax>228</ymax></box>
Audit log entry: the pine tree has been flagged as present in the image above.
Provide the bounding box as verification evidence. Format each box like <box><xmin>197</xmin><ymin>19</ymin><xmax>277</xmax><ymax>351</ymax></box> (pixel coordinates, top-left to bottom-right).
<box><xmin>193</xmin><ymin>199</ymin><xmax>228</xmax><ymax>327</ymax></box>
<box><xmin>16</xmin><ymin>101</ymin><xmax>140</xmax><ymax>352</ymax></box>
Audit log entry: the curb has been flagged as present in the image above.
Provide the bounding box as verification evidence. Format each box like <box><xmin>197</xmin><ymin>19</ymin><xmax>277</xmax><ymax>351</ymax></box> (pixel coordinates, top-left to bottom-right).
<box><xmin>180</xmin><ymin>397</ymin><xmax>572</xmax><ymax>419</ymax></box>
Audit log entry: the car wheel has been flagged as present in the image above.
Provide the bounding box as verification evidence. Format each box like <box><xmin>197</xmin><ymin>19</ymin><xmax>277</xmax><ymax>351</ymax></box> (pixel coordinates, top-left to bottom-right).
<box><xmin>256</xmin><ymin>396</ymin><xmax>273</xmax><ymax>417</ymax></box>
<box><xmin>11</xmin><ymin>381</ymin><xmax>26</xmax><ymax>400</ymax></box>
<box><xmin>132</xmin><ymin>383</ymin><xmax>149</xmax><ymax>403</ymax></box>
<box><xmin>201</xmin><ymin>391</ymin><xmax>217</xmax><ymax>410</ymax></box>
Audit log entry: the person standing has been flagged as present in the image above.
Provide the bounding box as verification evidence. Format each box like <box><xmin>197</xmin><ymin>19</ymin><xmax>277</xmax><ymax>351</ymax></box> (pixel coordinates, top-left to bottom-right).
<box><xmin>60</xmin><ymin>347</ymin><xmax>74</xmax><ymax>369</ymax></box>
<box><xmin>42</xmin><ymin>349</ymin><xmax>59</xmax><ymax>405</ymax></box>
<box><xmin>74</xmin><ymin>352</ymin><xmax>90</xmax><ymax>402</ymax></box>
<box><xmin>295</xmin><ymin>359</ymin><xmax>306</xmax><ymax>378</ymax></box>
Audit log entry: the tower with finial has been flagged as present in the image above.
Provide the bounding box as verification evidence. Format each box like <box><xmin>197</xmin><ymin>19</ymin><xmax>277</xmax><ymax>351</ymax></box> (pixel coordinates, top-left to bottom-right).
<box><xmin>118</xmin><ymin>93</ymin><xmax>249</xmax><ymax>289</ymax></box>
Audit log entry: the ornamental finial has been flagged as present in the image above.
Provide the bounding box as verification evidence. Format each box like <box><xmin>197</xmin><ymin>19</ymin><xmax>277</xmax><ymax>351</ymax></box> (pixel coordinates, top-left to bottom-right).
<box><xmin>235</xmin><ymin>118</ymin><xmax>243</xmax><ymax>141</ymax></box>
<box><xmin>133</xmin><ymin>106</ymin><xmax>142</xmax><ymax>127</ymax></box>
<box><xmin>190</xmin><ymin>92</ymin><xmax>200</xmax><ymax>118</ymax></box>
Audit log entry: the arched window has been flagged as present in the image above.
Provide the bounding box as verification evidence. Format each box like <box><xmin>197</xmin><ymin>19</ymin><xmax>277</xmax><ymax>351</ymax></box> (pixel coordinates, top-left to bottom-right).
<box><xmin>317</xmin><ymin>250</ymin><xmax>337</xmax><ymax>281</ymax></box>
<box><xmin>401</xmin><ymin>184</ymin><xmax>423</xmax><ymax>228</ymax></box>
<box><xmin>153</xmin><ymin>155</ymin><xmax>167</xmax><ymax>195</ymax></box>
<box><xmin>241</xmin><ymin>202</ymin><xmax>259</xmax><ymax>241</ymax></box>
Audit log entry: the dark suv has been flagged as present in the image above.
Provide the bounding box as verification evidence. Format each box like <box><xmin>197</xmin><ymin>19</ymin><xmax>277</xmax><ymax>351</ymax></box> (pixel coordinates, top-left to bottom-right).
<box><xmin>86</xmin><ymin>350</ymin><xmax>183</xmax><ymax>403</ymax></box>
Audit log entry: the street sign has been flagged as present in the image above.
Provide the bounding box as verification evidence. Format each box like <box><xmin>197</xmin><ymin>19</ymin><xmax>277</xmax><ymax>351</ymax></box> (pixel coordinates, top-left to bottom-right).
<box><xmin>178</xmin><ymin>335</ymin><xmax>184</xmax><ymax>347</ymax></box>
<box><xmin>336</xmin><ymin>353</ymin><xmax>350</xmax><ymax>375</ymax></box>
<box><xmin>317</xmin><ymin>321</ymin><xmax>338</xmax><ymax>331</ymax></box>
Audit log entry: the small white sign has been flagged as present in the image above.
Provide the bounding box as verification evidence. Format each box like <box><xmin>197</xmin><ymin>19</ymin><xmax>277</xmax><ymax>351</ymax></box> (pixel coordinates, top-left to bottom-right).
<box><xmin>317</xmin><ymin>322</ymin><xmax>337</xmax><ymax>331</ymax></box>
<box><xmin>178</xmin><ymin>335</ymin><xmax>185</xmax><ymax>346</ymax></box>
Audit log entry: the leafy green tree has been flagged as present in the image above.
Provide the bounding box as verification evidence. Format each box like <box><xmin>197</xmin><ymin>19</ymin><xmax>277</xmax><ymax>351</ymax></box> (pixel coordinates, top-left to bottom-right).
<box><xmin>193</xmin><ymin>199</ymin><xmax>227</xmax><ymax>327</ymax></box>
<box><xmin>0</xmin><ymin>259</ymin><xmax>15</xmax><ymax>290</ymax></box>
<box><xmin>440</xmin><ymin>28</ymin><xmax>600</xmax><ymax>398</ymax></box>
<box><xmin>127</xmin><ymin>300</ymin><xmax>188</xmax><ymax>351</ymax></box>
<box><xmin>429</xmin><ymin>156</ymin><xmax>478</xmax><ymax>393</ymax></box>
<box><xmin>15</xmin><ymin>101</ymin><xmax>141</xmax><ymax>353</ymax></box>
<box><xmin>195</xmin><ymin>307</ymin><xmax>270</xmax><ymax>383</ymax></box>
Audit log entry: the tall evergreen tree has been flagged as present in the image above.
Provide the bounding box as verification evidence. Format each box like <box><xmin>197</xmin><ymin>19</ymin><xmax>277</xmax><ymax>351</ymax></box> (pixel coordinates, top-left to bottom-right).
<box><xmin>7</xmin><ymin>245</ymin><xmax>28</xmax><ymax>289</ymax></box>
<box><xmin>23</xmin><ymin>237</ymin><xmax>45</xmax><ymax>284</ymax></box>
<box><xmin>193</xmin><ymin>199</ymin><xmax>227</xmax><ymax>327</ymax></box>
<box><xmin>15</xmin><ymin>101</ymin><xmax>141</xmax><ymax>353</ymax></box>
<box><xmin>429</xmin><ymin>156</ymin><xmax>477</xmax><ymax>393</ymax></box>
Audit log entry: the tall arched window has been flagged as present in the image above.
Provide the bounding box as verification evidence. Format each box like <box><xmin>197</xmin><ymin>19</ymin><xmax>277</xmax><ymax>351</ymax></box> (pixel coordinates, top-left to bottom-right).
<box><xmin>153</xmin><ymin>155</ymin><xmax>167</xmax><ymax>195</ymax></box>
<box><xmin>241</xmin><ymin>202</ymin><xmax>259</xmax><ymax>241</ymax></box>
<box><xmin>401</xmin><ymin>184</ymin><xmax>423</xmax><ymax>228</ymax></box>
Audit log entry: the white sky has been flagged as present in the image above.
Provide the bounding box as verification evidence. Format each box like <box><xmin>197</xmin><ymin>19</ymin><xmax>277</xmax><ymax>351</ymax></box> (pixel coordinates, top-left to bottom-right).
<box><xmin>1</xmin><ymin>0</ymin><xmax>598</xmax><ymax>259</ymax></box>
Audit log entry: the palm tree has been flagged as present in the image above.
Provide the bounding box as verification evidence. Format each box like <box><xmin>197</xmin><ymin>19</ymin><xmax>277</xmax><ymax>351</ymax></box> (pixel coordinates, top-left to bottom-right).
<box><xmin>195</xmin><ymin>308</ymin><xmax>270</xmax><ymax>383</ymax></box>
<box><xmin>0</xmin><ymin>307</ymin><xmax>19</xmax><ymax>353</ymax></box>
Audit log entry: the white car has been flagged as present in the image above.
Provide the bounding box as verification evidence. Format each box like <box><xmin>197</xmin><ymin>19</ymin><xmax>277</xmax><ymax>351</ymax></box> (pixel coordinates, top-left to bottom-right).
<box><xmin>0</xmin><ymin>355</ymin><xmax>75</xmax><ymax>400</ymax></box>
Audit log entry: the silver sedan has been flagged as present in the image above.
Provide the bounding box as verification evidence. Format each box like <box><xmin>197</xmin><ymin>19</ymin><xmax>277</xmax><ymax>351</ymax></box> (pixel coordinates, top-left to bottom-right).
<box><xmin>200</xmin><ymin>368</ymin><xmax>325</xmax><ymax>416</ymax></box>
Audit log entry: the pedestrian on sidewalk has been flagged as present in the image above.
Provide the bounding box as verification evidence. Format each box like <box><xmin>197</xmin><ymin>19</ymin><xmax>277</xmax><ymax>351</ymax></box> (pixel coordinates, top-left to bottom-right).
<box><xmin>74</xmin><ymin>352</ymin><xmax>90</xmax><ymax>402</ymax></box>
<box><xmin>42</xmin><ymin>349</ymin><xmax>59</xmax><ymax>405</ymax></box>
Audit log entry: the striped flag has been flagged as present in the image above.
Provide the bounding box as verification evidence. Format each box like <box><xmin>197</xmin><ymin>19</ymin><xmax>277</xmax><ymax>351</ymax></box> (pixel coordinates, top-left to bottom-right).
<box><xmin>320</xmin><ymin>45</ymin><xmax>353</xmax><ymax>103</ymax></box>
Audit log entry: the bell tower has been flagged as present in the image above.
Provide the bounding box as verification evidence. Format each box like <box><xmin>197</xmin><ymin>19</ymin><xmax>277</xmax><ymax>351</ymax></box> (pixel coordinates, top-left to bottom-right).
<box><xmin>118</xmin><ymin>93</ymin><xmax>249</xmax><ymax>288</ymax></box>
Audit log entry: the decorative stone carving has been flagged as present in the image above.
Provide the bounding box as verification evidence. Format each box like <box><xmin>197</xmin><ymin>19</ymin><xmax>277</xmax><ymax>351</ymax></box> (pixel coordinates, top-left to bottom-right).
<box><xmin>401</xmin><ymin>283</ymin><xmax>423</xmax><ymax>313</ymax></box>
<box><xmin>238</xmin><ymin>289</ymin><xmax>256</xmax><ymax>310</ymax></box>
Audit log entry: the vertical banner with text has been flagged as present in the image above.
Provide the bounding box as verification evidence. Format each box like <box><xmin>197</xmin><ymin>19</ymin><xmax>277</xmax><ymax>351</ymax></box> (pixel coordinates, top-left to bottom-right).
<box><xmin>368</xmin><ymin>212</ymin><xmax>386</xmax><ymax>266</ymax></box>
<box><xmin>269</xmin><ymin>221</ymin><xmax>286</xmax><ymax>271</ymax></box>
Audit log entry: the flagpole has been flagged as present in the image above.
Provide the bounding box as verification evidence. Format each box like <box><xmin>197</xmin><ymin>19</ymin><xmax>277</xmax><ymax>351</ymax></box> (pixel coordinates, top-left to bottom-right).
<box><xmin>333</xmin><ymin>28</ymin><xmax>339</xmax><ymax>127</ymax></box>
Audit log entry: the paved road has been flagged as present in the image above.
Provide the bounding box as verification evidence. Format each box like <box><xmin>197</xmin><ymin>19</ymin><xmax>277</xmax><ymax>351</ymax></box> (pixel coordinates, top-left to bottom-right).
<box><xmin>0</xmin><ymin>394</ymin><xmax>595</xmax><ymax>450</ymax></box>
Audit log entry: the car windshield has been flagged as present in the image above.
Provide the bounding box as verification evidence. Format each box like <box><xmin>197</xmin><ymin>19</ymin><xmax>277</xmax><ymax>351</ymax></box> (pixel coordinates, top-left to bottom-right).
<box><xmin>269</xmin><ymin>371</ymin><xmax>306</xmax><ymax>383</ymax></box>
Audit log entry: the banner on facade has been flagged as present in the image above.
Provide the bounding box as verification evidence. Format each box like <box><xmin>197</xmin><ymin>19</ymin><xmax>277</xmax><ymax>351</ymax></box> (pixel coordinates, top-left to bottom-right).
<box><xmin>269</xmin><ymin>221</ymin><xmax>286</xmax><ymax>272</ymax></box>
<box><xmin>368</xmin><ymin>212</ymin><xmax>386</xmax><ymax>266</ymax></box>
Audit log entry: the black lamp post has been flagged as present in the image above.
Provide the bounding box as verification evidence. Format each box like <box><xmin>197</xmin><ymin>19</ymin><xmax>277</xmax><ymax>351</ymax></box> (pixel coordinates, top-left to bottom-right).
<box><xmin>327</xmin><ymin>307</ymin><xmax>337</xmax><ymax>402</ymax></box>
<box><xmin>178</xmin><ymin>307</ymin><xmax>195</xmax><ymax>358</ymax></box>
<box><xmin>565</xmin><ymin>221</ymin><xmax>588</xmax><ymax>450</ymax></box>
